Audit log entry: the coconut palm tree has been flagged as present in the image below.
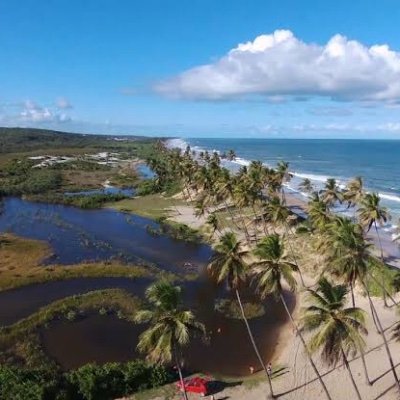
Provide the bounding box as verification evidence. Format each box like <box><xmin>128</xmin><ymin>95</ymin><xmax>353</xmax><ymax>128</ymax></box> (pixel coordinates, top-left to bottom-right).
<box><xmin>208</xmin><ymin>232</ymin><xmax>275</xmax><ymax>398</ymax></box>
<box><xmin>262</xmin><ymin>196</ymin><xmax>305</xmax><ymax>286</ymax></box>
<box><xmin>301</xmin><ymin>278</ymin><xmax>367</xmax><ymax>400</ymax></box>
<box><xmin>318</xmin><ymin>217</ymin><xmax>373</xmax><ymax>384</ymax></box>
<box><xmin>135</xmin><ymin>281</ymin><xmax>206</xmax><ymax>400</ymax></box>
<box><xmin>358</xmin><ymin>192</ymin><xmax>389</xmax><ymax>262</ymax></box>
<box><xmin>358</xmin><ymin>193</ymin><xmax>390</xmax><ymax>306</ymax></box>
<box><xmin>251</xmin><ymin>234</ymin><xmax>332</xmax><ymax>400</ymax></box>
<box><xmin>233</xmin><ymin>181</ymin><xmax>252</xmax><ymax>244</ymax></box>
<box><xmin>344</xmin><ymin>176</ymin><xmax>364</xmax><ymax>208</ymax></box>
<box><xmin>307</xmin><ymin>192</ymin><xmax>332</xmax><ymax>231</ymax></box>
<box><xmin>319</xmin><ymin>216</ymin><xmax>400</xmax><ymax>390</ymax></box>
<box><xmin>276</xmin><ymin>161</ymin><xmax>292</xmax><ymax>204</ymax></box>
<box><xmin>206</xmin><ymin>213</ymin><xmax>222</xmax><ymax>238</ymax></box>
<box><xmin>321</xmin><ymin>178</ymin><xmax>343</xmax><ymax>207</ymax></box>
<box><xmin>298</xmin><ymin>178</ymin><xmax>314</xmax><ymax>194</ymax></box>
<box><xmin>227</xmin><ymin>149</ymin><xmax>236</xmax><ymax>161</ymax></box>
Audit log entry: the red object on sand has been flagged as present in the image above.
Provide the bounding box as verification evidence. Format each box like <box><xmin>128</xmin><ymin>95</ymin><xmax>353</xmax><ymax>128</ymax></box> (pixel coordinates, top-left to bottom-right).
<box><xmin>176</xmin><ymin>376</ymin><xmax>210</xmax><ymax>396</ymax></box>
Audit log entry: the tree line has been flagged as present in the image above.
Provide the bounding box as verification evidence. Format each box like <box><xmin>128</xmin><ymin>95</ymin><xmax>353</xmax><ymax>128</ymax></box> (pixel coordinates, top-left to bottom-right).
<box><xmin>136</xmin><ymin>141</ymin><xmax>400</xmax><ymax>400</ymax></box>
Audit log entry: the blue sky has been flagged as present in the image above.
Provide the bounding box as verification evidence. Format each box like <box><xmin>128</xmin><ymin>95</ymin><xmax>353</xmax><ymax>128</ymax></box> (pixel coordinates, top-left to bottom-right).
<box><xmin>2</xmin><ymin>0</ymin><xmax>400</xmax><ymax>138</ymax></box>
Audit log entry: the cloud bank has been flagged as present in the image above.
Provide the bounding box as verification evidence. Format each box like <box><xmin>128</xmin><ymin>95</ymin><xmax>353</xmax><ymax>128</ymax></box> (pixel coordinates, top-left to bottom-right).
<box><xmin>0</xmin><ymin>99</ymin><xmax>72</xmax><ymax>125</ymax></box>
<box><xmin>155</xmin><ymin>30</ymin><xmax>400</xmax><ymax>102</ymax></box>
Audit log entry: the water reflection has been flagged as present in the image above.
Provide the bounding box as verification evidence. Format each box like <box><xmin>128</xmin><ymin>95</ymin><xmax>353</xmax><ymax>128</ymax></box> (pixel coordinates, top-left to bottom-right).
<box><xmin>0</xmin><ymin>197</ymin><xmax>212</xmax><ymax>272</ymax></box>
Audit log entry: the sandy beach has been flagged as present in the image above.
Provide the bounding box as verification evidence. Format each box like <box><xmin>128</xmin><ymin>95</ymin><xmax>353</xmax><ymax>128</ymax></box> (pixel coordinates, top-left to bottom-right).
<box><xmin>145</xmin><ymin>193</ymin><xmax>400</xmax><ymax>400</ymax></box>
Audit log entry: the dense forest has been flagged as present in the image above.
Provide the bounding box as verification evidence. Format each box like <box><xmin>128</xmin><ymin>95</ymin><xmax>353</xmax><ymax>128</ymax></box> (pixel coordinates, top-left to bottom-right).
<box><xmin>0</xmin><ymin>127</ymin><xmax>155</xmax><ymax>154</ymax></box>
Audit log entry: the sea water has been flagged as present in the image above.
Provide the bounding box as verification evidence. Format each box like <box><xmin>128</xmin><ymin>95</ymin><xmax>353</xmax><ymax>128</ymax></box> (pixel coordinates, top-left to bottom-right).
<box><xmin>168</xmin><ymin>138</ymin><xmax>400</xmax><ymax>238</ymax></box>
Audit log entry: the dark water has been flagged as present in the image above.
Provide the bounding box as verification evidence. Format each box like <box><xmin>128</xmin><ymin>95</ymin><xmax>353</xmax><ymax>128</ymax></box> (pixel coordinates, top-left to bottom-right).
<box><xmin>0</xmin><ymin>197</ymin><xmax>293</xmax><ymax>376</ymax></box>
<box><xmin>64</xmin><ymin>187</ymin><xmax>135</xmax><ymax>197</ymax></box>
<box><xmin>38</xmin><ymin>276</ymin><xmax>293</xmax><ymax>376</ymax></box>
<box><xmin>136</xmin><ymin>163</ymin><xmax>155</xmax><ymax>179</ymax></box>
<box><xmin>0</xmin><ymin>277</ymin><xmax>150</xmax><ymax>326</ymax></box>
<box><xmin>0</xmin><ymin>197</ymin><xmax>212</xmax><ymax>272</ymax></box>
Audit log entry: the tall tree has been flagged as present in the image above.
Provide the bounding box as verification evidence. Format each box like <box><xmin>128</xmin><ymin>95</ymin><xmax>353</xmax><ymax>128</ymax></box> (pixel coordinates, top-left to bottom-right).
<box><xmin>135</xmin><ymin>281</ymin><xmax>206</xmax><ymax>400</ymax></box>
<box><xmin>298</xmin><ymin>178</ymin><xmax>314</xmax><ymax>194</ymax></box>
<box><xmin>358</xmin><ymin>193</ymin><xmax>390</xmax><ymax>306</ymax></box>
<box><xmin>307</xmin><ymin>192</ymin><xmax>333</xmax><ymax>232</ymax></box>
<box><xmin>262</xmin><ymin>196</ymin><xmax>305</xmax><ymax>286</ymax></box>
<box><xmin>321</xmin><ymin>178</ymin><xmax>343</xmax><ymax>207</ymax></box>
<box><xmin>344</xmin><ymin>176</ymin><xmax>364</xmax><ymax>208</ymax></box>
<box><xmin>251</xmin><ymin>234</ymin><xmax>332</xmax><ymax>400</ymax></box>
<box><xmin>301</xmin><ymin>278</ymin><xmax>367</xmax><ymax>400</ymax></box>
<box><xmin>208</xmin><ymin>232</ymin><xmax>274</xmax><ymax>398</ymax></box>
<box><xmin>319</xmin><ymin>216</ymin><xmax>400</xmax><ymax>390</ymax></box>
<box><xmin>206</xmin><ymin>213</ymin><xmax>222</xmax><ymax>238</ymax></box>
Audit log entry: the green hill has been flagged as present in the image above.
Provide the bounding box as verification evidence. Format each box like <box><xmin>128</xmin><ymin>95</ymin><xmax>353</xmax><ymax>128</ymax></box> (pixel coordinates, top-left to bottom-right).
<box><xmin>0</xmin><ymin>127</ymin><xmax>151</xmax><ymax>154</ymax></box>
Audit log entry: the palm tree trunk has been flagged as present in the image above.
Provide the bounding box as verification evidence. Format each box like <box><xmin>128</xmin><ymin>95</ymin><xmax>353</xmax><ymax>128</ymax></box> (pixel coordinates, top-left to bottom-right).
<box><xmin>235</xmin><ymin>289</ymin><xmax>275</xmax><ymax>399</ymax></box>
<box><xmin>279</xmin><ymin>293</ymin><xmax>333</xmax><ymax>400</ymax></box>
<box><xmin>349</xmin><ymin>283</ymin><xmax>371</xmax><ymax>385</ymax></box>
<box><xmin>284</xmin><ymin>224</ymin><xmax>306</xmax><ymax>287</ymax></box>
<box><xmin>238</xmin><ymin>207</ymin><xmax>251</xmax><ymax>245</ymax></box>
<box><xmin>251</xmin><ymin>204</ymin><xmax>259</xmax><ymax>243</ymax></box>
<box><xmin>223</xmin><ymin>200</ymin><xmax>240</xmax><ymax>230</ymax></box>
<box><xmin>174</xmin><ymin>347</ymin><xmax>188</xmax><ymax>400</ymax></box>
<box><xmin>362</xmin><ymin>280</ymin><xmax>400</xmax><ymax>392</ymax></box>
<box><xmin>374</xmin><ymin>221</ymin><xmax>388</xmax><ymax>307</ymax></box>
<box><xmin>368</xmin><ymin>272</ymin><xmax>398</xmax><ymax>307</ymax></box>
<box><xmin>341</xmin><ymin>347</ymin><xmax>363</xmax><ymax>400</ymax></box>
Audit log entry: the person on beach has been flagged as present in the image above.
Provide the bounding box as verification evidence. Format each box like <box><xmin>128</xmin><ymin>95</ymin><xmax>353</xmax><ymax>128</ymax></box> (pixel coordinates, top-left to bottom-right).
<box><xmin>267</xmin><ymin>363</ymin><xmax>272</xmax><ymax>376</ymax></box>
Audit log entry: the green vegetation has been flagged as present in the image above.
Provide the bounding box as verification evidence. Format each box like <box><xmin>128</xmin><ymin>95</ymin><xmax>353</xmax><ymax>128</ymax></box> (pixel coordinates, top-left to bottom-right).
<box><xmin>106</xmin><ymin>194</ymin><xmax>182</xmax><ymax>219</ymax></box>
<box><xmin>0</xmin><ymin>361</ymin><xmax>172</xmax><ymax>400</ymax></box>
<box><xmin>0</xmin><ymin>158</ymin><xmax>62</xmax><ymax>195</ymax></box>
<box><xmin>214</xmin><ymin>298</ymin><xmax>265</xmax><ymax>320</ymax></box>
<box><xmin>29</xmin><ymin>192</ymin><xmax>130</xmax><ymax>209</ymax></box>
<box><xmin>0</xmin><ymin>289</ymin><xmax>141</xmax><ymax>368</ymax></box>
<box><xmin>151</xmin><ymin>217</ymin><xmax>204</xmax><ymax>243</ymax></box>
<box><xmin>301</xmin><ymin>278</ymin><xmax>367</xmax><ymax>400</ymax></box>
<box><xmin>0</xmin><ymin>127</ymin><xmax>157</xmax><ymax>202</ymax></box>
<box><xmin>0</xmin><ymin>127</ymin><xmax>155</xmax><ymax>155</ymax></box>
<box><xmin>134</xmin><ymin>281</ymin><xmax>206</xmax><ymax>400</ymax></box>
<box><xmin>0</xmin><ymin>234</ymin><xmax>157</xmax><ymax>291</ymax></box>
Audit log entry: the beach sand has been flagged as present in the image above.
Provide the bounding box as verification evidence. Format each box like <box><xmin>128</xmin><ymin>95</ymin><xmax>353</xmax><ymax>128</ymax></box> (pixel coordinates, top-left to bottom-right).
<box><xmin>151</xmin><ymin>194</ymin><xmax>400</xmax><ymax>400</ymax></box>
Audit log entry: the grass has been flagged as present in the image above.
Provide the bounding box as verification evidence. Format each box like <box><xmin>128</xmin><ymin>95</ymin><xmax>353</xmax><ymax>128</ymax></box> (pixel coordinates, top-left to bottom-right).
<box><xmin>106</xmin><ymin>194</ymin><xmax>184</xmax><ymax>219</ymax></box>
<box><xmin>0</xmin><ymin>234</ymin><xmax>161</xmax><ymax>291</ymax></box>
<box><xmin>0</xmin><ymin>289</ymin><xmax>142</xmax><ymax>368</ymax></box>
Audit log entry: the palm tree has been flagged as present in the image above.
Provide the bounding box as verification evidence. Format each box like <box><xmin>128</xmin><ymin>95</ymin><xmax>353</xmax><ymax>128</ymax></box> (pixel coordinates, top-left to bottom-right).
<box><xmin>358</xmin><ymin>193</ymin><xmax>390</xmax><ymax>306</ymax></box>
<box><xmin>208</xmin><ymin>232</ymin><xmax>274</xmax><ymax>398</ymax></box>
<box><xmin>344</xmin><ymin>176</ymin><xmax>364</xmax><ymax>208</ymax></box>
<box><xmin>276</xmin><ymin>161</ymin><xmax>292</xmax><ymax>204</ymax></box>
<box><xmin>319</xmin><ymin>216</ymin><xmax>400</xmax><ymax>390</ymax></box>
<box><xmin>298</xmin><ymin>178</ymin><xmax>314</xmax><ymax>194</ymax></box>
<box><xmin>233</xmin><ymin>181</ymin><xmax>252</xmax><ymax>244</ymax></box>
<box><xmin>227</xmin><ymin>149</ymin><xmax>236</xmax><ymax>161</ymax></box>
<box><xmin>206</xmin><ymin>213</ymin><xmax>222</xmax><ymax>238</ymax></box>
<box><xmin>263</xmin><ymin>196</ymin><xmax>305</xmax><ymax>286</ymax></box>
<box><xmin>251</xmin><ymin>234</ymin><xmax>332</xmax><ymax>400</ymax></box>
<box><xmin>301</xmin><ymin>278</ymin><xmax>367</xmax><ymax>400</ymax></box>
<box><xmin>307</xmin><ymin>192</ymin><xmax>332</xmax><ymax>232</ymax></box>
<box><xmin>321</xmin><ymin>178</ymin><xmax>343</xmax><ymax>207</ymax></box>
<box><xmin>135</xmin><ymin>281</ymin><xmax>206</xmax><ymax>400</ymax></box>
<box><xmin>358</xmin><ymin>192</ymin><xmax>389</xmax><ymax>262</ymax></box>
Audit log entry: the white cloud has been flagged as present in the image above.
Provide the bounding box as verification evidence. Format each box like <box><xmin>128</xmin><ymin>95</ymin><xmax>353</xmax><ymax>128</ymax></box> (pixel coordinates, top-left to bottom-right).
<box><xmin>0</xmin><ymin>99</ymin><xmax>73</xmax><ymax>125</ymax></box>
<box><xmin>55</xmin><ymin>97</ymin><xmax>73</xmax><ymax>109</ymax></box>
<box><xmin>155</xmin><ymin>30</ymin><xmax>400</xmax><ymax>102</ymax></box>
<box><xmin>20</xmin><ymin>100</ymin><xmax>71</xmax><ymax>123</ymax></box>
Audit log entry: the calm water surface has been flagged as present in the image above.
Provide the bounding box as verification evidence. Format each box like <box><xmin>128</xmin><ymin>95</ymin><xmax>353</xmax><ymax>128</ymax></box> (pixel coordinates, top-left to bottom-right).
<box><xmin>0</xmin><ymin>197</ymin><xmax>212</xmax><ymax>272</ymax></box>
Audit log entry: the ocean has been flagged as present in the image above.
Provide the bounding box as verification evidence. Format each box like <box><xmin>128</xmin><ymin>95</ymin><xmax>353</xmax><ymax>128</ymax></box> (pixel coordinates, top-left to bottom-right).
<box><xmin>168</xmin><ymin>138</ymin><xmax>400</xmax><ymax>238</ymax></box>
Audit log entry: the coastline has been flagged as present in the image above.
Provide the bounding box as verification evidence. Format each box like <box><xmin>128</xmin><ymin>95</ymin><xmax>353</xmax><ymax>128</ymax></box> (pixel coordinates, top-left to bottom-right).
<box><xmin>166</xmin><ymin>137</ymin><xmax>400</xmax><ymax>269</ymax></box>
